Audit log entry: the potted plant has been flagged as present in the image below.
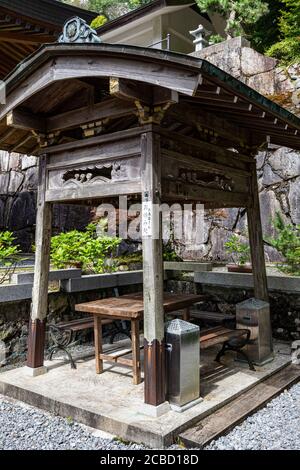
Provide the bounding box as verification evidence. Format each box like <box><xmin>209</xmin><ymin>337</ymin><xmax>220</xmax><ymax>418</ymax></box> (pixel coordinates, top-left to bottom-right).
<box><xmin>225</xmin><ymin>234</ymin><xmax>252</xmax><ymax>273</ymax></box>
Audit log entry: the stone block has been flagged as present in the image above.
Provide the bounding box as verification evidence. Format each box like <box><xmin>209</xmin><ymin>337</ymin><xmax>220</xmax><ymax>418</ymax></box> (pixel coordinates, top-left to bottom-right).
<box><xmin>268</xmin><ymin>148</ymin><xmax>300</xmax><ymax>180</ymax></box>
<box><xmin>241</xmin><ymin>47</ymin><xmax>276</xmax><ymax>77</ymax></box>
<box><xmin>247</xmin><ymin>69</ymin><xmax>276</xmax><ymax>96</ymax></box>
<box><xmin>11</xmin><ymin>269</ymin><xmax>82</xmax><ymax>285</ymax></box>
<box><xmin>289</xmin><ymin>178</ymin><xmax>300</xmax><ymax>224</ymax></box>
<box><xmin>8</xmin><ymin>171</ymin><xmax>24</xmax><ymax>193</ymax></box>
<box><xmin>9</xmin><ymin>192</ymin><xmax>36</xmax><ymax>231</ymax></box>
<box><xmin>262</xmin><ymin>164</ymin><xmax>282</xmax><ymax>186</ymax></box>
<box><xmin>21</xmin><ymin>155</ymin><xmax>37</xmax><ymax>171</ymax></box>
<box><xmin>0</xmin><ymin>151</ymin><xmax>9</xmax><ymax>172</ymax></box>
<box><xmin>0</xmin><ymin>173</ymin><xmax>10</xmax><ymax>194</ymax></box>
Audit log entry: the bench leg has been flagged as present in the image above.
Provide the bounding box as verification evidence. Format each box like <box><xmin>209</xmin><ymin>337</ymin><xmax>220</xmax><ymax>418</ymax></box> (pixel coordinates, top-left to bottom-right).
<box><xmin>215</xmin><ymin>343</ymin><xmax>256</xmax><ymax>372</ymax></box>
<box><xmin>236</xmin><ymin>349</ymin><xmax>256</xmax><ymax>372</ymax></box>
<box><xmin>183</xmin><ymin>308</ymin><xmax>190</xmax><ymax>322</ymax></box>
<box><xmin>94</xmin><ymin>316</ymin><xmax>103</xmax><ymax>374</ymax></box>
<box><xmin>131</xmin><ymin>319</ymin><xmax>141</xmax><ymax>385</ymax></box>
<box><xmin>48</xmin><ymin>345</ymin><xmax>77</xmax><ymax>370</ymax></box>
<box><xmin>215</xmin><ymin>343</ymin><xmax>227</xmax><ymax>364</ymax></box>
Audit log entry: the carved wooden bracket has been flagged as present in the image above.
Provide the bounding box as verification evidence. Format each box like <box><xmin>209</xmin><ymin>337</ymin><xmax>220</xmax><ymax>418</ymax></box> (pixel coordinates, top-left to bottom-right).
<box><xmin>135</xmin><ymin>100</ymin><xmax>175</xmax><ymax>125</ymax></box>
<box><xmin>31</xmin><ymin>130</ymin><xmax>61</xmax><ymax>148</ymax></box>
<box><xmin>81</xmin><ymin>119</ymin><xmax>109</xmax><ymax>138</ymax></box>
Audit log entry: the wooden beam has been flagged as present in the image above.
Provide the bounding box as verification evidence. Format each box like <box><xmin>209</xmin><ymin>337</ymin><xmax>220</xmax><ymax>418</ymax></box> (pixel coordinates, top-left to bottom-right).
<box><xmin>45</xmin><ymin>181</ymin><xmax>142</xmax><ymax>203</ymax></box>
<box><xmin>166</xmin><ymin>103</ymin><xmax>249</xmax><ymax>147</ymax></box>
<box><xmin>162</xmin><ymin>180</ymin><xmax>249</xmax><ymax>207</ymax></box>
<box><xmin>0</xmin><ymin>31</ymin><xmax>53</xmax><ymax>44</ymax></box>
<box><xmin>27</xmin><ymin>155</ymin><xmax>52</xmax><ymax>370</ymax></box>
<box><xmin>0</xmin><ymin>128</ymin><xmax>16</xmax><ymax>144</ymax></box>
<box><xmin>46</xmin><ymin>98</ymin><xmax>136</xmax><ymax>133</ymax></box>
<box><xmin>247</xmin><ymin>164</ymin><xmax>268</xmax><ymax>301</ymax></box>
<box><xmin>7</xmin><ymin>109</ymin><xmax>46</xmax><ymax>133</ymax></box>
<box><xmin>141</xmin><ymin>131</ymin><xmax>166</xmax><ymax>407</ymax></box>
<box><xmin>158</xmin><ymin>126</ymin><xmax>253</xmax><ymax>165</ymax></box>
<box><xmin>110</xmin><ymin>77</ymin><xmax>179</xmax><ymax>107</ymax></box>
<box><xmin>110</xmin><ymin>77</ymin><xmax>152</xmax><ymax>105</ymax></box>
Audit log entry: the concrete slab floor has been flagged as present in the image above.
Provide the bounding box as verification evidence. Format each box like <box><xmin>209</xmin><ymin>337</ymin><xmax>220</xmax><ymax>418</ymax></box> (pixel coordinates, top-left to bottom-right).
<box><xmin>0</xmin><ymin>340</ymin><xmax>292</xmax><ymax>448</ymax></box>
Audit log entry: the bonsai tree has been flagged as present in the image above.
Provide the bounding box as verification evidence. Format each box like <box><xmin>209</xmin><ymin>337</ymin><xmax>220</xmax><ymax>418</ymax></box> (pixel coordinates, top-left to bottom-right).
<box><xmin>225</xmin><ymin>234</ymin><xmax>251</xmax><ymax>266</ymax></box>
<box><xmin>196</xmin><ymin>0</ymin><xmax>269</xmax><ymax>41</ymax></box>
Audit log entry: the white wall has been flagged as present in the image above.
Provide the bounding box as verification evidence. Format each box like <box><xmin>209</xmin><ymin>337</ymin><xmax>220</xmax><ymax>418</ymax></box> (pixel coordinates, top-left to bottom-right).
<box><xmin>101</xmin><ymin>5</ymin><xmax>216</xmax><ymax>54</ymax></box>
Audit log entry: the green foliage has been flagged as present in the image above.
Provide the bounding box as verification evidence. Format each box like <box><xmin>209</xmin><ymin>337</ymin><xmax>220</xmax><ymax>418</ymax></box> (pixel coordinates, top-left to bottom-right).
<box><xmin>196</xmin><ymin>0</ymin><xmax>269</xmax><ymax>39</ymax></box>
<box><xmin>84</xmin><ymin>0</ymin><xmax>151</xmax><ymax>20</ymax></box>
<box><xmin>246</xmin><ymin>0</ymin><xmax>284</xmax><ymax>53</ymax></box>
<box><xmin>90</xmin><ymin>15</ymin><xmax>108</xmax><ymax>29</ymax></box>
<box><xmin>50</xmin><ymin>224</ymin><xmax>121</xmax><ymax>274</ymax></box>
<box><xmin>163</xmin><ymin>242</ymin><xmax>182</xmax><ymax>262</ymax></box>
<box><xmin>267</xmin><ymin>212</ymin><xmax>300</xmax><ymax>275</ymax></box>
<box><xmin>0</xmin><ymin>231</ymin><xmax>21</xmax><ymax>266</ymax></box>
<box><xmin>266</xmin><ymin>0</ymin><xmax>300</xmax><ymax>64</ymax></box>
<box><xmin>225</xmin><ymin>234</ymin><xmax>251</xmax><ymax>265</ymax></box>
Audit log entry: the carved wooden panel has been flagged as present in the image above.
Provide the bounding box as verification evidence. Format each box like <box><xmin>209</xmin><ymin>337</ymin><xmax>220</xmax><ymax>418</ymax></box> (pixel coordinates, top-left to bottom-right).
<box><xmin>48</xmin><ymin>156</ymin><xmax>141</xmax><ymax>191</ymax></box>
<box><xmin>162</xmin><ymin>151</ymin><xmax>249</xmax><ymax>196</ymax></box>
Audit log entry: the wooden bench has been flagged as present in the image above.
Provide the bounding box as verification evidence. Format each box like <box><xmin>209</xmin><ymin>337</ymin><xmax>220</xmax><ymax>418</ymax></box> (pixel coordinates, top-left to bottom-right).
<box><xmin>169</xmin><ymin>309</ymin><xmax>235</xmax><ymax>326</ymax></box>
<box><xmin>200</xmin><ymin>326</ymin><xmax>255</xmax><ymax>370</ymax></box>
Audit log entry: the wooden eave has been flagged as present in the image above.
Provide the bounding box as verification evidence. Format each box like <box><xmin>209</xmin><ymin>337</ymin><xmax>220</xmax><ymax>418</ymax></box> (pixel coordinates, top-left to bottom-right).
<box><xmin>96</xmin><ymin>0</ymin><xmax>196</xmax><ymax>35</ymax></box>
<box><xmin>0</xmin><ymin>0</ymin><xmax>97</xmax><ymax>79</ymax></box>
<box><xmin>0</xmin><ymin>43</ymin><xmax>300</xmax><ymax>155</ymax></box>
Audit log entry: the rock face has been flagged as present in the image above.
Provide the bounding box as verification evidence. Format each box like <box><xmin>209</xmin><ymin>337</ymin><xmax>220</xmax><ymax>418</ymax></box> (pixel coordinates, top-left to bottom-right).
<box><xmin>0</xmin><ymin>152</ymin><xmax>91</xmax><ymax>251</ymax></box>
<box><xmin>180</xmin><ymin>39</ymin><xmax>300</xmax><ymax>262</ymax></box>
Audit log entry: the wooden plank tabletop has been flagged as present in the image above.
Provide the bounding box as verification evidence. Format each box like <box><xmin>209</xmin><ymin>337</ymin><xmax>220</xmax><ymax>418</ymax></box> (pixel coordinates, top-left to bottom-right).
<box><xmin>75</xmin><ymin>292</ymin><xmax>204</xmax><ymax>319</ymax></box>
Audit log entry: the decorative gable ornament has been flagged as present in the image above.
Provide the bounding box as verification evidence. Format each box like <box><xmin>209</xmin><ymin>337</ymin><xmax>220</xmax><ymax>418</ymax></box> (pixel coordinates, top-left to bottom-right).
<box><xmin>58</xmin><ymin>17</ymin><xmax>101</xmax><ymax>44</ymax></box>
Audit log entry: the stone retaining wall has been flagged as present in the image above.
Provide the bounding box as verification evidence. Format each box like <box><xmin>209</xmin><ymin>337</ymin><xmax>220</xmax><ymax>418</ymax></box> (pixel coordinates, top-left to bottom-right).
<box><xmin>0</xmin><ymin>283</ymin><xmax>142</xmax><ymax>366</ymax></box>
<box><xmin>166</xmin><ymin>276</ymin><xmax>300</xmax><ymax>342</ymax></box>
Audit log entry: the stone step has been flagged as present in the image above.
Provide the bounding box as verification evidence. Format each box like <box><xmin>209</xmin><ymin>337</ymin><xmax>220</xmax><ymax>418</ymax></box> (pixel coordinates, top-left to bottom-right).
<box><xmin>179</xmin><ymin>363</ymin><xmax>300</xmax><ymax>449</ymax></box>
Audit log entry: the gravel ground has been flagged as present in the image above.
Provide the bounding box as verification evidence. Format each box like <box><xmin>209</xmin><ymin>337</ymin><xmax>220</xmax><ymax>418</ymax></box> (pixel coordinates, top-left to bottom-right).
<box><xmin>0</xmin><ymin>383</ymin><xmax>299</xmax><ymax>450</ymax></box>
<box><xmin>0</xmin><ymin>396</ymin><xmax>145</xmax><ymax>450</ymax></box>
<box><xmin>206</xmin><ymin>382</ymin><xmax>300</xmax><ymax>450</ymax></box>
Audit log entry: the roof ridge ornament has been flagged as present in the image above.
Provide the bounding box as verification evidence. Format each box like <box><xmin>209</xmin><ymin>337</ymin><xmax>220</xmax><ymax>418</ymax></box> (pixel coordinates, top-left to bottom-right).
<box><xmin>58</xmin><ymin>16</ymin><xmax>101</xmax><ymax>44</ymax></box>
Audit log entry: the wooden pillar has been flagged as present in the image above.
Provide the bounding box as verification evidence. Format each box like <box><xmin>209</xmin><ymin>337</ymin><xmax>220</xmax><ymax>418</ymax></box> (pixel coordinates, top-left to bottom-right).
<box><xmin>247</xmin><ymin>163</ymin><xmax>269</xmax><ymax>302</ymax></box>
<box><xmin>27</xmin><ymin>155</ymin><xmax>52</xmax><ymax>370</ymax></box>
<box><xmin>141</xmin><ymin>130</ymin><xmax>166</xmax><ymax>407</ymax></box>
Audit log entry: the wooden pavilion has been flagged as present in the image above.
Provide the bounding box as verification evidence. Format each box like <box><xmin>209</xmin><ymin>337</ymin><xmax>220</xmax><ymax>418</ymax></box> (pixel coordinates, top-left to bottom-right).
<box><xmin>1</xmin><ymin>19</ymin><xmax>300</xmax><ymax>410</ymax></box>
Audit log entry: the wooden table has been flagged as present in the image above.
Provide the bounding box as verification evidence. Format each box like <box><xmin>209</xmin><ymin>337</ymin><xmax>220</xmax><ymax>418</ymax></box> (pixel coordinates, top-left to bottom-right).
<box><xmin>75</xmin><ymin>292</ymin><xmax>203</xmax><ymax>384</ymax></box>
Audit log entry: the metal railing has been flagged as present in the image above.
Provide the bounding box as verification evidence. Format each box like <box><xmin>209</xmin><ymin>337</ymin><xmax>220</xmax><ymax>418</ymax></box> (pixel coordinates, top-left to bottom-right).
<box><xmin>148</xmin><ymin>33</ymin><xmax>171</xmax><ymax>51</ymax></box>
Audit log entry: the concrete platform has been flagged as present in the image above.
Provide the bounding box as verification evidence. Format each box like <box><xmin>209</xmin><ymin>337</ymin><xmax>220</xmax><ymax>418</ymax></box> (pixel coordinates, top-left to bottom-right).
<box><xmin>0</xmin><ymin>340</ymin><xmax>291</xmax><ymax>448</ymax></box>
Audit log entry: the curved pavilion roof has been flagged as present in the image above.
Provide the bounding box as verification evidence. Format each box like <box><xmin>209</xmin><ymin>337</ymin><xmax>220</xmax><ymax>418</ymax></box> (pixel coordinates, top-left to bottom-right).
<box><xmin>1</xmin><ymin>43</ymin><xmax>300</xmax><ymax>155</ymax></box>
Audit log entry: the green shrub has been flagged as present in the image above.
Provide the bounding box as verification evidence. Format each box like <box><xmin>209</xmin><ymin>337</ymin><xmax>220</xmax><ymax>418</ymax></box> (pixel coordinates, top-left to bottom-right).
<box><xmin>90</xmin><ymin>15</ymin><xmax>108</xmax><ymax>30</ymax></box>
<box><xmin>163</xmin><ymin>242</ymin><xmax>182</xmax><ymax>262</ymax></box>
<box><xmin>267</xmin><ymin>0</ymin><xmax>300</xmax><ymax>64</ymax></box>
<box><xmin>267</xmin><ymin>37</ymin><xmax>300</xmax><ymax>65</ymax></box>
<box><xmin>225</xmin><ymin>234</ymin><xmax>251</xmax><ymax>266</ymax></box>
<box><xmin>267</xmin><ymin>212</ymin><xmax>300</xmax><ymax>275</ymax></box>
<box><xmin>50</xmin><ymin>224</ymin><xmax>121</xmax><ymax>274</ymax></box>
<box><xmin>0</xmin><ymin>231</ymin><xmax>21</xmax><ymax>266</ymax></box>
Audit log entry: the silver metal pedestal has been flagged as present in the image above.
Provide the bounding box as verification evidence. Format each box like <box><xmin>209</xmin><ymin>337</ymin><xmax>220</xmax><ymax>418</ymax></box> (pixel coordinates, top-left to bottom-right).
<box><xmin>236</xmin><ymin>298</ymin><xmax>273</xmax><ymax>365</ymax></box>
<box><xmin>165</xmin><ymin>319</ymin><xmax>200</xmax><ymax>410</ymax></box>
